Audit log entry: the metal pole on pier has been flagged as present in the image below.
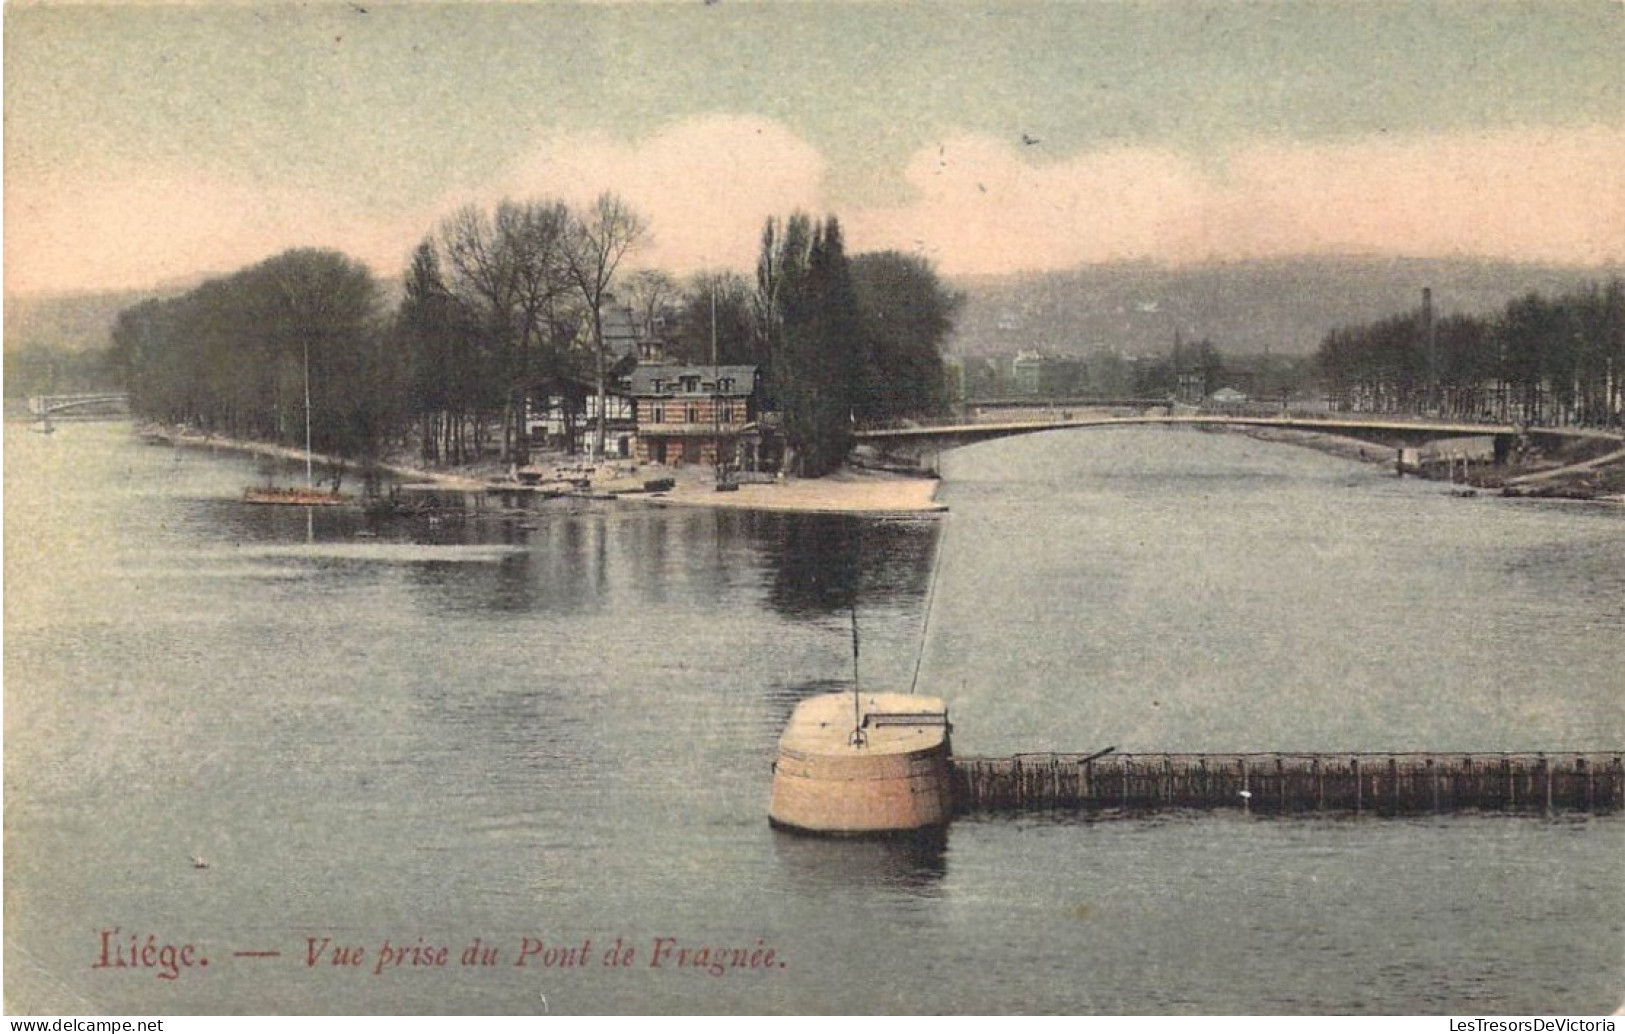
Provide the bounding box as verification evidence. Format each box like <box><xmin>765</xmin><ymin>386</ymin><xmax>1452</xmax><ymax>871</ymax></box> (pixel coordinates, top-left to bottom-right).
<box><xmin>303</xmin><ymin>337</ymin><xmax>314</xmax><ymax>491</ymax></box>
<box><xmin>849</xmin><ymin>603</ymin><xmax>866</xmax><ymax>747</ymax></box>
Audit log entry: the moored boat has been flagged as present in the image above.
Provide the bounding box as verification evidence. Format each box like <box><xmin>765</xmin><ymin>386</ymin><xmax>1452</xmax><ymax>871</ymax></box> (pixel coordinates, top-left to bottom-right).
<box><xmin>242</xmin><ymin>486</ymin><xmax>351</xmax><ymax>506</ymax></box>
<box><xmin>768</xmin><ymin>691</ymin><xmax>953</xmax><ymax>836</ymax></box>
<box><xmin>242</xmin><ymin>330</ymin><xmax>340</xmax><ymax>506</ymax></box>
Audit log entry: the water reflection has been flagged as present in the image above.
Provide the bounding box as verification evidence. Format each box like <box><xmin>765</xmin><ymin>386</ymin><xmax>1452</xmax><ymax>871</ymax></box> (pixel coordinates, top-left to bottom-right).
<box><xmin>10</xmin><ymin>422</ymin><xmax>1624</xmax><ymax>1015</ymax></box>
<box><xmin>761</xmin><ymin>678</ymin><xmax>857</xmax><ymax>736</ymax></box>
<box><xmin>198</xmin><ymin>497</ymin><xmax>366</xmax><ymax>544</ymax></box>
<box><xmin>298</xmin><ymin>504</ymin><xmax>949</xmax><ymax>628</ymax></box>
<box><xmin>770</xmin><ymin>827</ymin><xmax>949</xmax><ymax>892</ymax></box>
<box><xmin>733</xmin><ymin>512</ymin><xmax>940</xmax><ymax>619</ymax></box>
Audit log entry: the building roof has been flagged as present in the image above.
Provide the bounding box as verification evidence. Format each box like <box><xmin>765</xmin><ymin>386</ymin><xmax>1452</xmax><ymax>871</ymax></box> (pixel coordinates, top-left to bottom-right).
<box><xmin>601</xmin><ymin>304</ymin><xmax>640</xmax><ymax>357</ymax></box>
<box><xmin>628</xmin><ymin>364</ymin><xmax>759</xmax><ymax>397</ymax></box>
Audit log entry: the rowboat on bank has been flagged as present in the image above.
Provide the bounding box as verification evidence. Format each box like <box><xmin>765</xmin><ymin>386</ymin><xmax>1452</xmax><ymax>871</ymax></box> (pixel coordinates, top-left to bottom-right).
<box><xmin>242</xmin><ymin>486</ymin><xmax>351</xmax><ymax>506</ymax></box>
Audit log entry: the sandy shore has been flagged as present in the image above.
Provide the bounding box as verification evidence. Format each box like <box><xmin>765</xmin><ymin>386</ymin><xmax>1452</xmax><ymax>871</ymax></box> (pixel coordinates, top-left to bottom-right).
<box><xmin>149</xmin><ymin>425</ymin><xmax>944</xmax><ymax>514</ymax></box>
<box><xmin>643</xmin><ymin>469</ymin><xmax>945</xmax><ymax>514</ymax></box>
<box><xmin>1237</xmin><ymin>424</ymin><xmax>1625</xmax><ymax>502</ymax></box>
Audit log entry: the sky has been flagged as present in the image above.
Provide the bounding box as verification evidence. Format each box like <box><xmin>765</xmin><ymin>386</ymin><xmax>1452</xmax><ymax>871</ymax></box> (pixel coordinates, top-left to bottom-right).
<box><xmin>4</xmin><ymin>1</ymin><xmax>1624</xmax><ymax>297</ymax></box>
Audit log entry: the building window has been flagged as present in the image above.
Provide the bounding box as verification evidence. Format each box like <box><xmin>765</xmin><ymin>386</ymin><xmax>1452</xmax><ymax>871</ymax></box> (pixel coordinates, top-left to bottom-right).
<box><xmin>718</xmin><ymin>402</ymin><xmax>733</xmax><ymax>424</ymax></box>
<box><xmin>650</xmin><ymin>404</ymin><xmax>664</xmax><ymax>424</ymax></box>
<box><xmin>686</xmin><ymin>403</ymin><xmax>700</xmax><ymax>424</ymax></box>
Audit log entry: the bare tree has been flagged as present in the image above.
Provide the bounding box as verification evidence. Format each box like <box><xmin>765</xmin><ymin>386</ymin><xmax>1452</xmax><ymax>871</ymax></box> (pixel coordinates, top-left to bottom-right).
<box><xmin>623</xmin><ymin>268</ymin><xmax>677</xmax><ymax>341</ymax></box>
<box><xmin>437</xmin><ymin>199</ymin><xmax>572</xmax><ymax>463</ymax></box>
<box><xmin>672</xmin><ymin>270</ymin><xmax>756</xmax><ymax>365</ymax></box>
<box><xmin>565</xmin><ymin>192</ymin><xmax>648</xmax><ymax>461</ymax></box>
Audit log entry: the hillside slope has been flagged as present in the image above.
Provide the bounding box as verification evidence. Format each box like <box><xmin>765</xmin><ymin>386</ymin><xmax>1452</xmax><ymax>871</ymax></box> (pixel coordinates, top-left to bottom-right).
<box><xmin>948</xmin><ymin>256</ymin><xmax>1624</xmax><ymax>357</ymax></box>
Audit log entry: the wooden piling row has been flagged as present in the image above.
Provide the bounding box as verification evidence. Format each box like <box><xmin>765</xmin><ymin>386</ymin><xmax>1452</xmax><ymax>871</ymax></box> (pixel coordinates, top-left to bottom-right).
<box><xmin>949</xmin><ymin>752</ymin><xmax>1625</xmax><ymax>817</ymax></box>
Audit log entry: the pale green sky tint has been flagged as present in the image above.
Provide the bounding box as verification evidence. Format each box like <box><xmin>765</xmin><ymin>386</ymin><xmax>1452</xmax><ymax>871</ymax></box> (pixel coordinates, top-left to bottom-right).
<box><xmin>6</xmin><ymin>1</ymin><xmax>1624</xmax><ymax>293</ymax></box>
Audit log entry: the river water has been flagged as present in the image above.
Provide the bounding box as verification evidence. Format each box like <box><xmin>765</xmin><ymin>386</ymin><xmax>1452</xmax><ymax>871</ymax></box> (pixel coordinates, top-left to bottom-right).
<box><xmin>4</xmin><ymin>421</ymin><xmax>1622</xmax><ymax>1015</ymax></box>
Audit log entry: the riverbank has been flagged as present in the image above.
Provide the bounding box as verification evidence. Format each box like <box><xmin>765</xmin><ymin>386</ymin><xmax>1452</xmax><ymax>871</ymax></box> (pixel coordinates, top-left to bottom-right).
<box><xmin>642</xmin><ymin>466</ymin><xmax>945</xmax><ymax>514</ymax></box>
<box><xmin>1238</xmin><ymin>425</ymin><xmax>1625</xmax><ymax>502</ymax></box>
<box><xmin>143</xmin><ymin>426</ymin><xmax>492</xmax><ymax>491</ymax></box>
<box><xmin>143</xmin><ymin>424</ymin><xmax>945</xmax><ymax>514</ymax></box>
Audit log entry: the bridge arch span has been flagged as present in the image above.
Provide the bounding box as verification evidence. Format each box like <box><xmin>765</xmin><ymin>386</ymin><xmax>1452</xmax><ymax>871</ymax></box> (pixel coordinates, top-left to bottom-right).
<box><xmin>854</xmin><ymin>414</ymin><xmax>1529</xmax><ymax>468</ymax></box>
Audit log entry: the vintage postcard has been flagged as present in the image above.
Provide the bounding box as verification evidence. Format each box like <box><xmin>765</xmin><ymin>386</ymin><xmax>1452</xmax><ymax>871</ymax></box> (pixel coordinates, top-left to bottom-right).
<box><xmin>5</xmin><ymin>1</ymin><xmax>1622</xmax><ymax>1018</ymax></box>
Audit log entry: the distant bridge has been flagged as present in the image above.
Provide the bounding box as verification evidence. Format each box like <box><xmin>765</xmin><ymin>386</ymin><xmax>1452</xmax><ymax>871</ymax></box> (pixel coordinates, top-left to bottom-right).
<box><xmin>963</xmin><ymin>396</ymin><xmax>1178</xmax><ymax>410</ymax></box>
<box><xmin>855</xmin><ymin>414</ymin><xmax>1528</xmax><ymax>466</ymax></box>
<box><xmin>27</xmin><ymin>393</ymin><xmax>131</xmax><ymax>419</ymax></box>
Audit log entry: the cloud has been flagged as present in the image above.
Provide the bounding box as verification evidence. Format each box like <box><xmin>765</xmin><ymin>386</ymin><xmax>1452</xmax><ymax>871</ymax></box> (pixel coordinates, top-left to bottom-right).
<box><xmin>855</xmin><ymin>125</ymin><xmax>1625</xmax><ymax>274</ymax></box>
<box><xmin>5</xmin><ymin>115</ymin><xmax>827</xmax><ymax>295</ymax></box>
<box><xmin>4</xmin><ymin>165</ymin><xmax>422</xmax><ymax>296</ymax></box>
<box><xmin>8</xmin><ymin>118</ymin><xmax>1621</xmax><ymax>296</ymax></box>
<box><xmin>854</xmin><ymin>137</ymin><xmax>1211</xmax><ymax>272</ymax></box>
<box><xmin>459</xmin><ymin>114</ymin><xmax>829</xmax><ymax>275</ymax></box>
<box><xmin>1205</xmin><ymin>126</ymin><xmax>1625</xmax><ymax>265</ymax></box>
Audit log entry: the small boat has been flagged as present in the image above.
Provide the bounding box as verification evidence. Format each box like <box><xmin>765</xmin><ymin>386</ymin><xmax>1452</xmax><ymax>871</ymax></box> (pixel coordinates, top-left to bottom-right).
<box><xmin>768</xmin><ymin>691</ymin><xmax>953</xmax><ymax>836</ymax></box>
<box><xmin>242</xmin><ymin>335</ymin><xmax>347</xmax><ymax>506</ymax></box>
<box><xmin>242</xmin><ymin>486</ymin><xmax>351</xmax><ymax>506</ymax></box>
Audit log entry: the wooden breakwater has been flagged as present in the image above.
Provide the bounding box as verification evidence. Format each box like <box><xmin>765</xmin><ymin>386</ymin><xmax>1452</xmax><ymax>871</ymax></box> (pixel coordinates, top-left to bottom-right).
<box><xmin>951</xmin><ymin>752</ymin><xmax>1625</xmax><ymax>817</ymax></box>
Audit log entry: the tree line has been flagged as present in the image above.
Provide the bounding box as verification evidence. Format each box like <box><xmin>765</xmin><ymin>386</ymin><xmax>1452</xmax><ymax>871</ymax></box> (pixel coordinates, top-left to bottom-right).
<box><xmin>4</xmin><ymin>343</ymin><xmax>123</xmax><ymax>400</ymax></box>
<box><xmin>754</xmin><ymin>214</ymin><xmax>957</xmax><ymax>474</ymax></box>
<box><xmin>1317</xmin><ymin>280</ymin><xmax>1625</xmax><ymax>426</ymax></box>
<box><xmin>112</xmin><ymin>197</ymin><xmax>960</xmax><ymax>477</ymax></box>
<box><xmin>111</xmin><ymin>248</ymin><xmax>403</xmax><ymax>466</ymax></box>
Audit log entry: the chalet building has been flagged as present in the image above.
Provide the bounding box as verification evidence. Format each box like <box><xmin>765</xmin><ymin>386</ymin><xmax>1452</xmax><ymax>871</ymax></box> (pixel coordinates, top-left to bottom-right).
<box><xmin>628</xmin><ymin>363</ymin><xmax>780</xmax><ymax>472</ymax></box>
<box><xmin>527</xmin><ymin>374</ymin><xmax>639</xmax><ymax>456</ymax></box>
<box><xmin>523</xmin><ymin>299</ymin><xmax>667</xmax><ymax>456</ymax></box>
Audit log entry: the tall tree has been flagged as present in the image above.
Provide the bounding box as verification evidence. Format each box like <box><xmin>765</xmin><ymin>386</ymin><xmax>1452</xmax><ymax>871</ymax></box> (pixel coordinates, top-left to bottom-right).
<box><xmin>850</xmin><ymin>251</ymin><xmax>960</xmax><ymax>423</ymax></box>
<box><xmin>114</xmin><ymin>248</ymin><xmax>399</xmax><ymax>467</ymax></box>
<box><xmin>437</xmin><ymin>199</ymin><xmax>572</xmax><ymax>463</ymax></box>
<box><xmin>564</xmin><ymin>192</ymin><xmax>648</xmax><ymax>461</ymax></box>
<box><xmin>755</xmin><ymin>213</ymin><xmax>862</xmax><ymax>476</ymax></box>
<box><xmin>398</xmin><ymin>240</ymin><xmax>461</xmax><ymax>461</ymax></box>
<box><xmin>259</xmin><ymin>249</ymin><xmax>395</xmax><ymax>468</ymax></box>
<box><xmin>1316</xmin><ymin>278</ymin><xmax>1625</xmax><ymax>427</ymax></box>
<box><xmin>623</xmin><ymin>268</ymin><xmax>679</xmax><ymax>341</ymax></box>
<box><xmin>671</xmin><ymin>271</ymin><xmax>756</xmax><ymax>365</ymax></box>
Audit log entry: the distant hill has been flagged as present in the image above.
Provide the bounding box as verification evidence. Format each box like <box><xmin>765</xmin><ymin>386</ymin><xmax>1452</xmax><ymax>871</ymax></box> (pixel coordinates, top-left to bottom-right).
<box><xmin>10</xmin><ymin>255</ymin><xmax>1620</xmax><ymax>362</ymax></box>
<box><xmin>2</xmin><ymin>288</ymin><xmax>169</xmax><ymax>355</ymax></box>
<box><xmin>946</xmin><ymin>256</ymin><xmax>1625</xmax><ymax>358</ymax></box>
<box><xmin>2</xmin><ymin>270</ymin><xmax>403</xmax><ymax>358</ymax></box>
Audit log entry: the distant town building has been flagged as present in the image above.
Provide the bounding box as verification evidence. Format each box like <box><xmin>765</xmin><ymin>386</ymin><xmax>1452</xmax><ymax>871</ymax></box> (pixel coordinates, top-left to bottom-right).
<box><xmin>1176</xmin><ymin>369</ymin><xmax>1207</xmax><ymax>404</ymax></box>
<box><xmin>941</xmin><ymin>356</ymin><xmax>968</xmax><ymax>411</ymax></box>
<box><xmin>1011</xmin><ymin>351</ymin><xmax>1046</xmax><ymax>395</ymax></box>
<box><xmin>1003</xmin><ymin>350</ymin><xmax>1087</xmax><ymax>398</ymax></box>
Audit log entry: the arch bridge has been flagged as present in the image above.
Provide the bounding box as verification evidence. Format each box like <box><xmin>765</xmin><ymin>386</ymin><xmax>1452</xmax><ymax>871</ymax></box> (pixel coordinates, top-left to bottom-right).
<box><xmin>855</xmin><ymin>413</ymin><xmax>1530</xmax><ymax>468</ymax></box>
<box><xmin>27</xmin><ymin>393</ymin><xmax>132</xmax><ymax>419</ymax></box>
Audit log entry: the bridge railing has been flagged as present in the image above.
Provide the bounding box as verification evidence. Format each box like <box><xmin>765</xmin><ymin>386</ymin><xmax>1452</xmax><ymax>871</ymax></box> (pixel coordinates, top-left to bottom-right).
<box><xmin>27</xmin><ymin>393</ymin><xmax>133</xmax><ymax>418</ymax></box>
